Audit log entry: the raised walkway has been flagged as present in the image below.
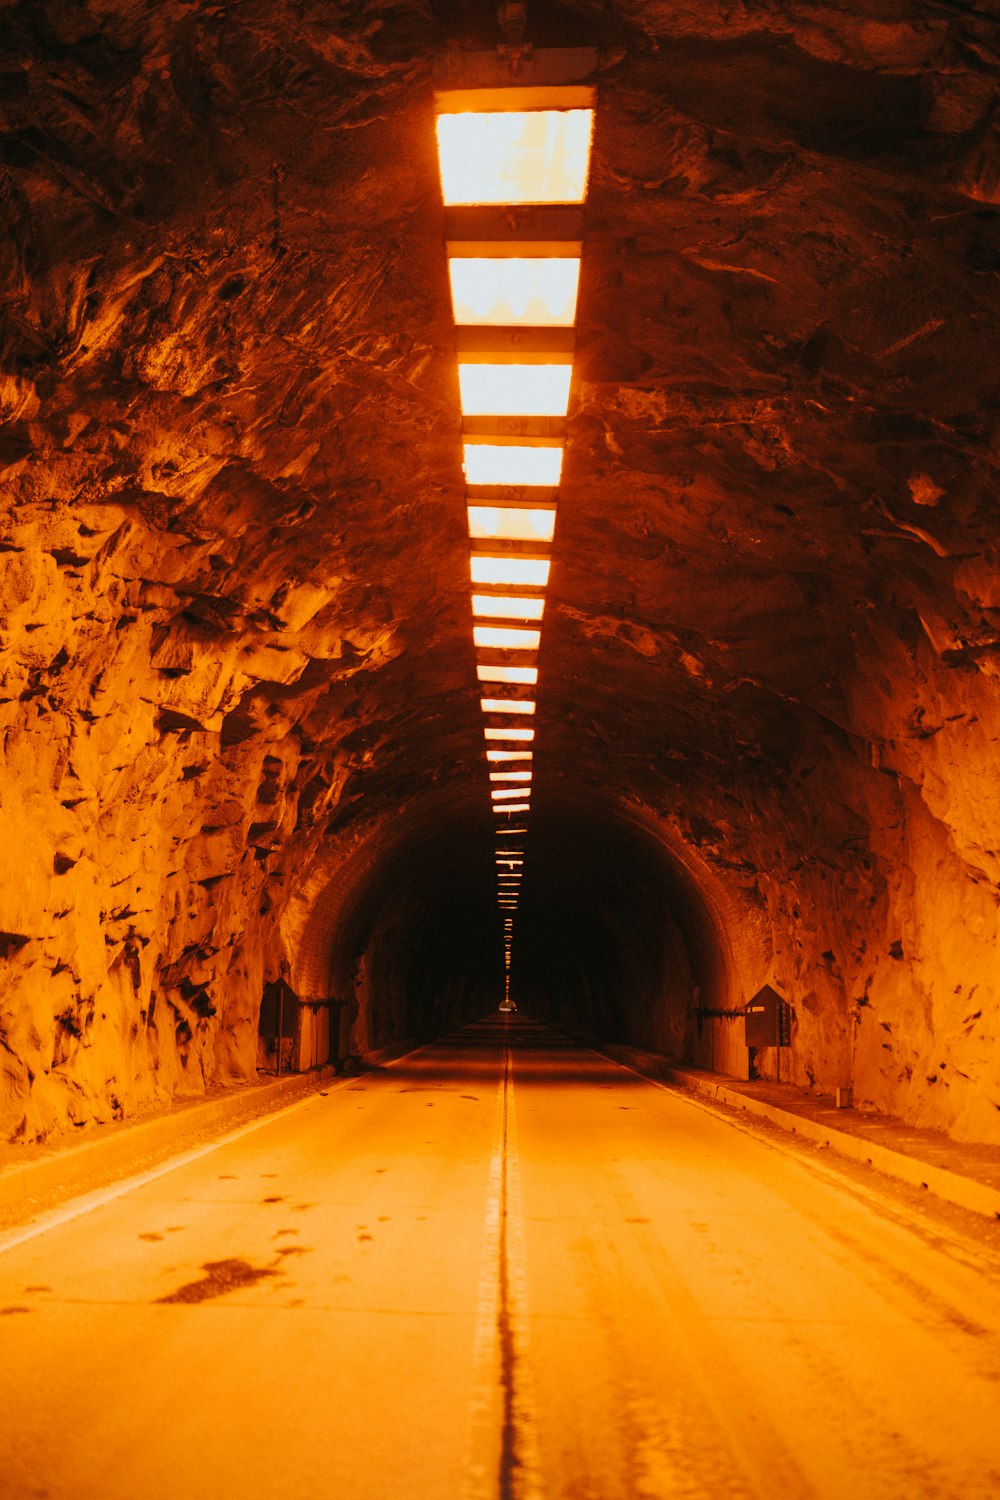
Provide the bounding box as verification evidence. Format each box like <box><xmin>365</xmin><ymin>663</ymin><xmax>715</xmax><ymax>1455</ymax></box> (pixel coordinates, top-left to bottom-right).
<box><xmin>599</xmin><ymin>1042</ymin><xmax>1000</xmax><ymax>1221</ymax></box>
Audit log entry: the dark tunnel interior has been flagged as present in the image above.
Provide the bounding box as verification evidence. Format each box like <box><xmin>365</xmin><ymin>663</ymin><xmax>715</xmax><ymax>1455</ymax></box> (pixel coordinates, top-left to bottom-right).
<box><xmin>297</xmin><ymin>795</ymin><xmax>732</xmax><ymax>1070</ymax></box>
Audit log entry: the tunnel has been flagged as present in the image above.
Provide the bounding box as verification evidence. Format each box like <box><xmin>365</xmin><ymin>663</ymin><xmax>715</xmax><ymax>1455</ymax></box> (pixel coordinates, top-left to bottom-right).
<box><xmin>289</xmin><ymin>787</ymin><xmax>744</xmax><ymax>1063</ymax></box>
<box><xmin>1</xmin><ymin>0</ymin><xmax>999</xmax><ymax>1149</ymax></box>
<box><xmin>2</xmin><ymin>4</ymin><xmax>1000</xmax><ymax>1494</ymax></box>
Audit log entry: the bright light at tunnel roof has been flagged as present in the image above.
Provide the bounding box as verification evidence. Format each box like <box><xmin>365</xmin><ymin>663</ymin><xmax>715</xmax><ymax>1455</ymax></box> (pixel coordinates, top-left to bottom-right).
<box><xmin>481</xmin><ymin>698</ymin><xmax>536</xmax><ymax>715</ymax></box>
<box><xmin>458</xmin><ymin>363</ymin><xmax>572</xmax><ymax>418</ymax></box>
<box><xmin>479</xmin><ymin>667</ymin><xmax>538</xmax><ymax>690</ymax></box>
<box><xmin>470</xmin><ymin>555</ymin><xmax>550</xmax><ymax>588</ymax></box>
<box><xmin>464</xmin><ymin>444</ymin><xmax>562</xmax><ymax>488</ymax></box>
<box><xmin>487</xmin><ymin>749</ymin><xmax>533</xmax><ymax>761</ymax></box>
<box><xmin>449</xmin><ymin>257</ymin><xmax>581</xmax><ymax>327</ymax></box>
<box><xmin>485</xmin><ymin>726</ymin><xmax>535</xmax><ymax>741</ymax></box>
<box><xmin>469</xmin><ymin>507</ymin><xmax>556</xmax><ymax>544</ymax></box>
<box><xmin>492</xmin><ymin>786</ymin><xmax>530</xmax><ymax>800</ymax></box>
<box><xmin>495</xmin><ymin>802</ymin><xmax>531</xmax><ymax>813</ymax></box>
<box><xmin>490</xmin><ymin>770</ymin><xmax>532</xmax><ymax>781</ymax></box>
<box><xmin>474</xmin><ymin>626</ymin><xmax>541</xmax><ymax>652</ymax></box>
<box><xmin>473</xmin><ymin>594</ymin><xmax>545</xmax><ymax>622</ymax></box>
<box><xmin>435</xmin><ymin>109</ymin><xmax>594</xmax><ymax>205</ymax></box>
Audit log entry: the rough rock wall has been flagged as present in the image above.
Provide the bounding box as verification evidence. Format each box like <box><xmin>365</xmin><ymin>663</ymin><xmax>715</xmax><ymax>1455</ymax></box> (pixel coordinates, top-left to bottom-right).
<box><xmin>0</xmin><ymin>0</ymin><xmax>465</xmax><ymax>1139</ymax></box>
<box><xmin>2</xmin><ymin>0</ymin><xmax>1000</xmax><ymax>1142</ymax></box>
<box><xmin>0</xmin><ymin>491</ymin><xmax>402</xmax><ymax>1136</ymax></box>
<box><xmin>539</xmin><ymin>0</ymin><xmax>1000</xmax><ymax>1139</ymax></box>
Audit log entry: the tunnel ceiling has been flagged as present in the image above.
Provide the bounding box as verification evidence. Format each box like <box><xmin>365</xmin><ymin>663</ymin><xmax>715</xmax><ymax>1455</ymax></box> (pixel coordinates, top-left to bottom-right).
<box><xmin>3</xmin><ymin>0</ymin><xmax>1000</xmax><ymax>1143</ymax></box>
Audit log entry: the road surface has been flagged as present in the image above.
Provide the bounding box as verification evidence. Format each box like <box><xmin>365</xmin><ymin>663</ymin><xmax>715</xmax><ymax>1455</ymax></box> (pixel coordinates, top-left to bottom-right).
<box><xmin>1</xmin><ymin>1016</ymin><xmax>999</xmax><ymax>1499</ymax></box>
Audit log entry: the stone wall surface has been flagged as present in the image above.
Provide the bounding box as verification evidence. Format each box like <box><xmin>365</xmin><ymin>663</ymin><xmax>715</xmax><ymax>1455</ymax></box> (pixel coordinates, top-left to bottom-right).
<box><xmin>1</xmin><ymin>1</ymin><xmax>999</xmax><ymax>1141</ymax></box>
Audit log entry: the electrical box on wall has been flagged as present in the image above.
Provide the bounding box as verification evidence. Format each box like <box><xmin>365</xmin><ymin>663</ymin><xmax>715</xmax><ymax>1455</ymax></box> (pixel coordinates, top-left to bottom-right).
<box><xmin>745</xmin><ymin>985</ymin><xmax>791</xmax><ymax>1049</ymax></box>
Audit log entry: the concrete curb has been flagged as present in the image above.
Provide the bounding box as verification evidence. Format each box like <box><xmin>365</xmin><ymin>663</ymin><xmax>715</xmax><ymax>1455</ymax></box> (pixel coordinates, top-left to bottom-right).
<box><xmin>598</xmin><ymin>1045</ymin><xmax>1000</xmax><ymax>1223</ymax></box>
<box><xmin>0</xmin><ymin>1066</ymin><xmax>338</xmax><ymax>1226</ymax></box>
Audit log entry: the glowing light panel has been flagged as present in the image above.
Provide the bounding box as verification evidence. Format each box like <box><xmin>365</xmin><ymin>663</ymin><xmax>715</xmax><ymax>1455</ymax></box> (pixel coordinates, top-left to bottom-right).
<box><xmin>464</xmin><ymin>444</ymin><xmax>562</xmax><ymax>488</ymax></box>
<box><xmin>490</xmin><ymin>772</ymin><xmax>532</xmax><ymax>782</ymax></box>
<box><xmin>449</xmin><ymin>257</ymin><xmax>581</xmax><ymax>327</ymax></box>
<box><xmin>458</xmin><ymin>363</ymin><xmax>572</xmax><ymax>418</ymax></box>
<box><xmin>473</xmin><ymin>594</ymin><xmax>544</xmax><ymax>622</ymax></box>
<box><xmin>471</xmin><ymin>556</ymin><xmax>550</xmax><ymax>587</ymax></box>
<box><xmin>495</xmin><ymin>801</ymin><xmax>531</xmax><ymax>812</ymax></box>
<box><xmin>481</xmin><ymin>698</ymin><xmax>536</xmax><ymax>715</ymax></box>
<box><xmin>492</xmin><ymin>786</ymin><xmax>529</xmax><ymax>800</ymax></box>
<box><xmin>436</xmin><ymin>110</ymin><xmax>594</xmax><ymax>206</ymax></box>
<box><xmin>485</xmin><ymin>727</ymin><xmax>534</xmax><ymax>741</ymax></box>
<box><xmin>478</xmin><ymin>665</ymin><xmax>538</xmax><ymax>685</ymax></box>
<box><xmin>473</xmin><ymin>626</ymin><xmax>540</xmax><ymax>651</ymax></box>
<box><xmin>469</xmin><ymin>507</ymin><xmax>556</xmax><ymax>544</ymax></box>
<box><xmin>487</xmin><ymin>749</ymin><xmax>533</xmax><ymax>761</ymax></box>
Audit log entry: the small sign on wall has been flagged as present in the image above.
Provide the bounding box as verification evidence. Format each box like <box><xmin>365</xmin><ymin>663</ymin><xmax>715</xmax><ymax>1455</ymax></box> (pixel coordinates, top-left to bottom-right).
<box><xmin>745</xmin><ymin>985</ymin><xmax>791</xmax><ymax>1050</ymax></box>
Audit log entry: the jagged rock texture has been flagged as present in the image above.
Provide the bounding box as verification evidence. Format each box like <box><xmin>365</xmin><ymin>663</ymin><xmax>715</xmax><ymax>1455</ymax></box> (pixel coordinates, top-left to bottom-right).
<box><xmin>1</xmin><ymin>1</ymin><xmax>999</xmax><ymax>1142</ymax></box>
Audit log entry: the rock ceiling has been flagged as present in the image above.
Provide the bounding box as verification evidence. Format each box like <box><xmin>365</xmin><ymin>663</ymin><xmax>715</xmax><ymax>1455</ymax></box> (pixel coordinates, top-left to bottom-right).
<box><xmin>2</xmin><ymin>1</ymin><xmax>1000</xmax><ymax>1143</ymax></box>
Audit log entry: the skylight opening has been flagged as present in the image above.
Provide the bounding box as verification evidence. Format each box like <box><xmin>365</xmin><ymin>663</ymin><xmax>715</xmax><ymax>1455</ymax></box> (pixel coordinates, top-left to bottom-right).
<box><xmin>471</xmin><ymin>555</ymin><xmax>550</xmax><ymax>587</ymax></box>
<box><xmin>478</xmin><ymin>664</ymin><xmax>539</xmax><ymax>685</ymax></box>
<box><xmin>458</xmin><ymin>362</ymin><xmax>572</xmax><ymax>418</ymax></box>
<box><xmin>473</xmin><ymin>626</ymin><xmax>541</xmax><ymax>651</ymax></box>
<box><xmin>481</xmin><ymin>698</ymin><xmax>536</xmax><ymax>715</ymax></box>
<box><xmin>464</xmin><ymin>444</ymin><xmax>563</xmax><ymax>488</ymax></box>
<box><xmin>435</xmin><ymin>109</ymin><xmax>594</xmax><ymax>206</ymax></box>
<box><xmin>468</xmin><ymin>506</ymin><xmax>556</xmax><ymax>544</ymax></box>
<box><xmin>449</xmin><ymin>257</ymin><xmax>581</xmax><ymax>327</ymax></box>
<box><xmin>473</xmin><ymin>594</ymin><xmax>545</xmax><ymax>622</ymax></box>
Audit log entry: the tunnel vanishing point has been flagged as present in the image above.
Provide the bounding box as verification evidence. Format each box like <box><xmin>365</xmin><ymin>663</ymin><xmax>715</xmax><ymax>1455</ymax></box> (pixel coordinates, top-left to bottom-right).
<box><xmin>1</xmin><ymin>0</ymin><xmax>1000</xmax><ymax>1151</ymax></box>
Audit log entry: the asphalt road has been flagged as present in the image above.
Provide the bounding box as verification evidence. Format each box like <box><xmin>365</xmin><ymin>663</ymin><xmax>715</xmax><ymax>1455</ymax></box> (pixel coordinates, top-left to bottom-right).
<box><xmin>1</xmin><ymin>1016</ymin><xmax>999</xmax><ymax>1500</ymax></box>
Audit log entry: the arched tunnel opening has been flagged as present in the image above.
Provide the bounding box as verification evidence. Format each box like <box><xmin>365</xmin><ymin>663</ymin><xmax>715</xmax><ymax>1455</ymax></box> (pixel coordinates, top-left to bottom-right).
<box><xmin>295</xmin><ymin>797</ymin><xmax>733</xmax><ymax>1066</ymax></box>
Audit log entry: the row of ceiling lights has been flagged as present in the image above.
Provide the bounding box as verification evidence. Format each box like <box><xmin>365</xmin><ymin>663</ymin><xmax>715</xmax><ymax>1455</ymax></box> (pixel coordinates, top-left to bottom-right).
<box><xmin>433</xmin><ymin>48</ymin><xmax>596</xmax><ymax>996</ymax></box>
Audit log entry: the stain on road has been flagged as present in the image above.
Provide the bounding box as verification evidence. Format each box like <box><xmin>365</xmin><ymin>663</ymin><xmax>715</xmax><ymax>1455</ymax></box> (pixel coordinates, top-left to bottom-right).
<box><xmin>156</xmin><ymin>1258</ymin><xmax>276</xmax><ymax>1304</ymax></box>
